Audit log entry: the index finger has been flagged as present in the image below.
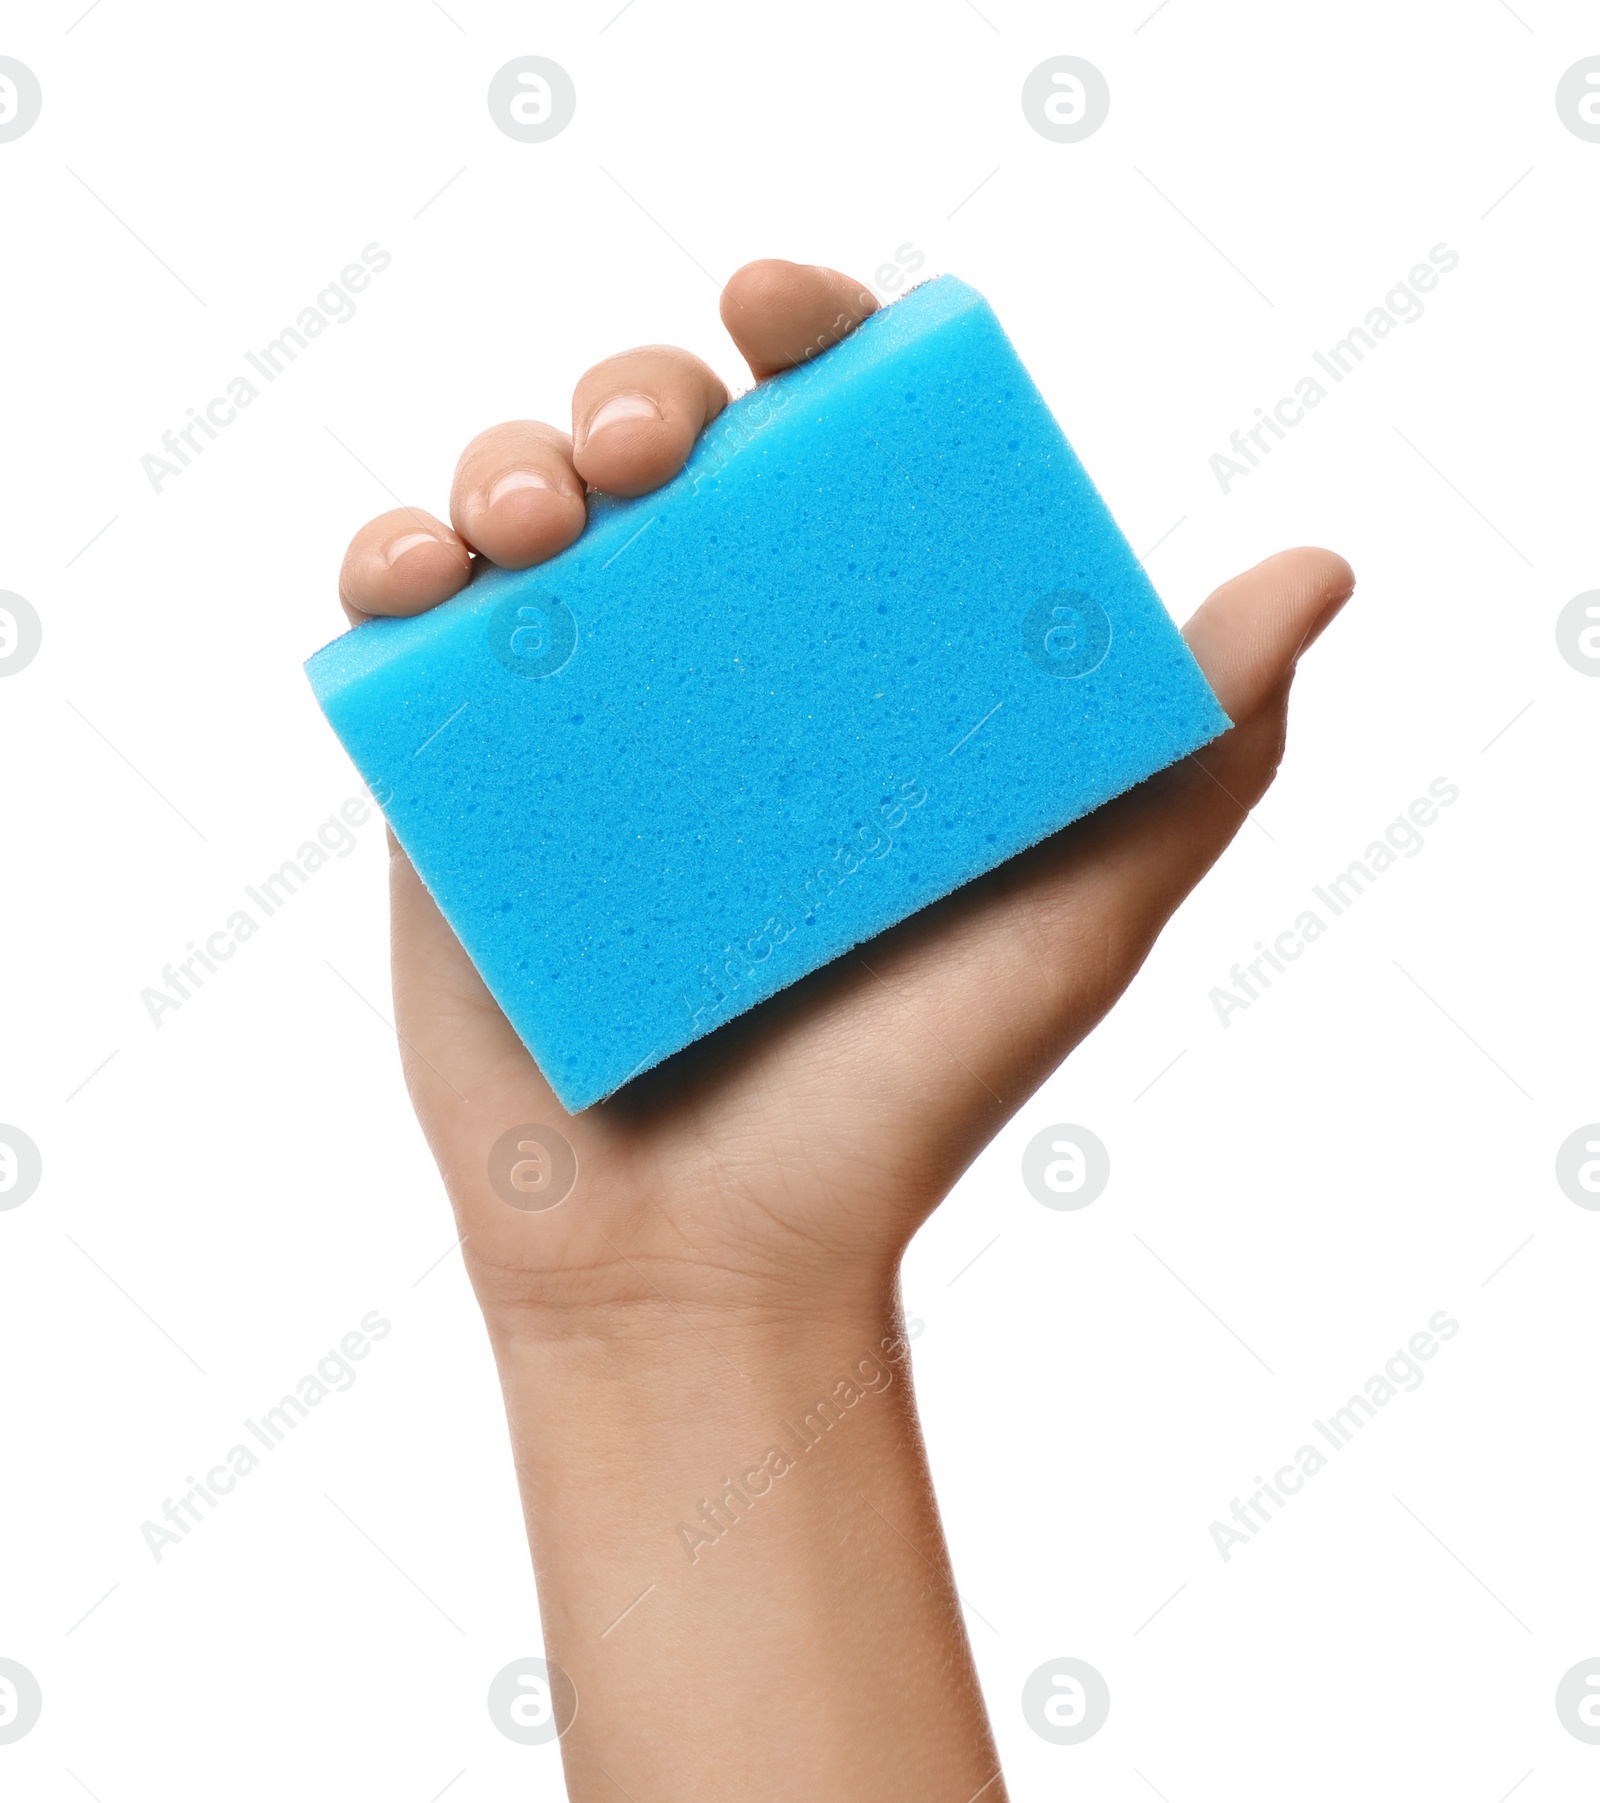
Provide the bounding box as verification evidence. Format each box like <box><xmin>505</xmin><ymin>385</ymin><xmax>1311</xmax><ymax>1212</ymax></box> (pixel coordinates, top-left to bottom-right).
<box><xmin>719</xmin><ymin>259</ymin><xmax>878</xmax><ymax>380</ymax></box>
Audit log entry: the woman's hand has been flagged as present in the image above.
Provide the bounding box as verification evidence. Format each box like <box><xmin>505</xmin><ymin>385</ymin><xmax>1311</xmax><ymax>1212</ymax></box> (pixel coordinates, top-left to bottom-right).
<box><xmin>335</xmin><ymin>257</ymin><xmax>1353</xmax><ymax>1800</ymax></box>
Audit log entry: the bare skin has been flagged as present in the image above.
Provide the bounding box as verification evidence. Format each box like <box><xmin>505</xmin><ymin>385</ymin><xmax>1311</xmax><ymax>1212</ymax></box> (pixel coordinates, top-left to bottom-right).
<box><xmin>336</xmin><ymin>258</ymin><xmax>1354</xmax><ymax>1800</ymax></box>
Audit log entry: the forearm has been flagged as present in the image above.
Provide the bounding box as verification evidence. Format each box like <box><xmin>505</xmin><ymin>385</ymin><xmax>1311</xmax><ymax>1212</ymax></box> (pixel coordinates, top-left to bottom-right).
<box><xmin>487</xmin><ymin>1295</ymin><xmax>1005</xmax><ymax>1802</ymax></box>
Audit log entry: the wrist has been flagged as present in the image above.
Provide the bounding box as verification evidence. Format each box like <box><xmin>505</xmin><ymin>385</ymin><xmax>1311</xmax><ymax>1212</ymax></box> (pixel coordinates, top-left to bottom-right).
<box><xmin>476</xmin><ymin>1269</ymin><xmax>1001</xmax><ymax>1801</ymax></box>
<box><xmin>483</xmin><ymin>1286</ymin><xmax>914</xmax><ymax>1431</ymax></box>
<box><xmin>463</xmin><ymin>1222</ymin><xmax>908</xmax><ymax>1360</ymax></box>
<box><xmin>484</xmin><ymin>1289</ymin><xmax>921</xmax><ymax>1581</ymax></box>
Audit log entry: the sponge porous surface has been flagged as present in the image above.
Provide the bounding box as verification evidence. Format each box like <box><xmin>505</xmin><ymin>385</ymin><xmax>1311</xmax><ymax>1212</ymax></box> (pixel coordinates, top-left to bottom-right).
<box><xmin>306</xmin><ymin>275</ymin><xmax>1229</xmax><ymax>1110</ymax></box>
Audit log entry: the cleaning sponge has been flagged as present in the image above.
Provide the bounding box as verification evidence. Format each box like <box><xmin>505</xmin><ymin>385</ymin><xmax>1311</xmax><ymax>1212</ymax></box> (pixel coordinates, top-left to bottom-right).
<box><xmin>306</xmin><ymin>275</ymin><xmax>1228</xmax><ymax>1111</ymax></box>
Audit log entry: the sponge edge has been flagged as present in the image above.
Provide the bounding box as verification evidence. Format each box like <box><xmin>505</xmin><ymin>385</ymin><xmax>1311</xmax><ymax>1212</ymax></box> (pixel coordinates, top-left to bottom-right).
<box><xmin>307</xmin><ymin>275</ymin><xmax>1230</xmax><ymax>1111</ymax></box>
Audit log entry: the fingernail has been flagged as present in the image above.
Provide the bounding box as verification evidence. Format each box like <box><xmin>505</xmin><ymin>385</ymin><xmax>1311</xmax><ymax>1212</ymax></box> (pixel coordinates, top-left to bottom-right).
<box><xmin>384</xmin><ymin>531</ymin><xmax>448</xmax><ymax>566</ymax></box>
<box><xmin>581</xmin><ymin>392</ymin><xmax>661</xmax><ymax>447</ymax></box>
<box><xmin>486</xmin><ymin>468</ymin><xmax>559</xmax><ymax>508</ymax></box>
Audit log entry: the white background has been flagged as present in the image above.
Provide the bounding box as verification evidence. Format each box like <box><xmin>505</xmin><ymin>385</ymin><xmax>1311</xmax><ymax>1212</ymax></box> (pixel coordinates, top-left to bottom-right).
<box><xmin>2</xmin><ymin>1</ymin><xmax>1596</xmax><ymax>1797</ymax></box>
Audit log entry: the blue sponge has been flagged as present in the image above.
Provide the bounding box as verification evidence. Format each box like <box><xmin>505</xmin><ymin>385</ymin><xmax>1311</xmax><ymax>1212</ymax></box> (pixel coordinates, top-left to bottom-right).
<box><xmin>306</xmin><ymin>275</ymin><xmax>1229</xmax><ymax>1111</ymax></box>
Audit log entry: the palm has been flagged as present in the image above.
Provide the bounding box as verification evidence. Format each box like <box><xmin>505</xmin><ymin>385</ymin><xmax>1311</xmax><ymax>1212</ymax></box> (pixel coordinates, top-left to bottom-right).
<box><xmin>335</xmin><ymin>260</ymin><xmax>1352</xmax><ymax>1321</ymax></box>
